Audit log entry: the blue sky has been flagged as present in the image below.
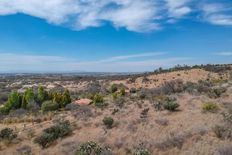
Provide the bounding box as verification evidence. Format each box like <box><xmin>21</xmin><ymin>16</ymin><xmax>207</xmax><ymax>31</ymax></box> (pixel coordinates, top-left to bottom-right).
<box><xmin>0</xmin><ymin>0</ymin><xmax>232</xmax><ymax>73</ymax></box>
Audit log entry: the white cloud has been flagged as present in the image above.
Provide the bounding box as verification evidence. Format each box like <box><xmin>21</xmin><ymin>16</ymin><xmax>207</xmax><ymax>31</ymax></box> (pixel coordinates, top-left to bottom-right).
<box><xmin>0</xmin><ymin>52</ymin><xmax>190</xmax><ymax>72</ymax></box>
<box><xmin>201</xmin><ymin>3</ymin><xmax>232</xmax><ymax>26</ymax></box>
<box><xmin>165</xmin><ymin>0</ymin><xmax>192</xmax><ymax>18</ymax></box>
<box><xmin>0</xmin><ymin>0</ymin><xmax>231</xmax><ymax>32</ymax></box>
<box><xmin>0</xmin><ymin>0</ymin><xmax>160</xmax><ymax>32</ymax></box>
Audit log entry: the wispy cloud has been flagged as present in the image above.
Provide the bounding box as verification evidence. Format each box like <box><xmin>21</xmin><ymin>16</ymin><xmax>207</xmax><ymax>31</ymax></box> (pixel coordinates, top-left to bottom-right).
<box><xmin>214</xmin><ymin>52</ymin><xmax>232</xmax><ymax>56</ymax></box>
<box><xmin>201</xmin><ymin>3</ymin><xmax>232</xmax><ymax>26</ymax></box>
<box><xmin>165</xmin><ymin>0</ymin><xmax>192</xmax><ymax>18</ymax></box>
<box><xmin>0</xmin><ymin>52</ymin><xmax>190</xmax><ymax>72</ymax></box>
<box><xmin>0</xmin><ymin>0</ymin><xmax>231</xmax><ymax>32</ymax></box>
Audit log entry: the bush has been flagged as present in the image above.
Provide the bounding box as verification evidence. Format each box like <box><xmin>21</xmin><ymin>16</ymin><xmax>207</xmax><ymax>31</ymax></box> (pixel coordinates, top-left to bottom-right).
<box><xmin>95</xmin><ymin>102</ymin><xmax>108</xmax><ymax>108</ymax></box>
<box><xmin>110</xmin><ymin>84</ymin><xmax>118</xmax><ymax>93</ymax></box>
<box><xmin>61</xmin><ymin>89</ymin><xmax>71</xmax><ymax>107</ymax></box>
<box><xmin>93</xmin><ymin>93</ymin><xmax>104</xmax><ymax>104</ymax></box>
<box><xmin>213</xmin><ymin>125</ymin><xmax>227</xmax><ymax>139</ymax></box>
<box><xmin>119</xmin><ymin>88</ymin><xmax>126</xmax><ymax>96</ymax></box>
<box><xmin>202</xmin><ymin>102</ymin><xmax>219</xmax><ymax>113</ymax></box>
<box><xmin>103</xmin><ymin>116</ymin><xmax>114</xmax><ymax>128</ymax></box>
<box><xmin>209</xmin><ymin>87</ymin><xmax>227</xmax><ymax>98</ymax></box>
<box><xmin>163</xmin><ymin>98</ymin><xmax>179</xmax><ymax>111</ymax></box>
<box><xmin>75</xmin><ymin>141</ymin><xmax>112</xmax><ymax>155</ymax></box>
<box><xmin>133</xmin><ymin>148</ymin><xmax>150</xmax><ymax>155</ymax></box>
<box><xmin>112</xmin><ymin>92</ymin><xmax>118</xmax><ymax>101</ymax></box>
<box><xmin>34</xmin><ymin>121</ymin><xmax>72</xmax><ymax>148</ymax></box>
<box><xmin>138</xmin><ymin>90</ymin><xmax>146</xmax><ymax>99</ymax></box>
<box><xmin>0</xmin><ymin>128</ymin><xmax>17</xmax><ymax>142</ymax></box>
<box><xmin>41</xmin><ymin>100</ymin><xmax>59</xmax><ymax>112</ymax></box>
<box><xmin>130</xmin><ymin>88</ymin><xmax>137</xmax><ymax>94</ymax></box>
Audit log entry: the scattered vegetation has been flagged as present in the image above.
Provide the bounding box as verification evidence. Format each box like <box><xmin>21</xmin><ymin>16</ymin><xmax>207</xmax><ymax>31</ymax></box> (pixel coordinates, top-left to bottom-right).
<box><xmin>75</xmin><ymin>141</ymin><xmax>112</xmax><ymax>155</ymax></box>
<box><xmin>93</xmin><ymin>93</ymin><xmax>104</xmax><ymax>104</ymax></box>
<box><xmin>130</xmin><ymin>88</ymin><xmax>137</xmax><ymax>93</ymax></box>
<box><xmin>133</xmin><ymin>148</ymin><xmax>150</xmax><ymax>155</ymax></box>
<box><xmin>34</xmin><ymin>120</ymin><xmax>72</xmax><ymax>148</ymax></box>
<box><xmin>163</xmin><ymin>98</ymin><xmax>179</xmax><ymax>111</ymax></box>
<box><xmin>110</xmin><ymin>84</ymin><xmax>118</xmax><ymax>93</ymax></box>
<box><xmin>41</xmin><ymin>100</ymin><xmax>59</xmax><ymax>112</ymax></box>
<box><xmin>0</xmin><ymin>86</ymin><xmax>71</xmax><ymax>114</ymax></box>
<box><xmin>0</xmin><ymin>128</ymin><xmax>17</xmax><ymax>142</ymax></box>
<box><xmin>202</xmin><ymin>102</ymin><xmax>219</xmax><ymax>113</ymax></box>
<box><xmin>103</xmin><ymin>116</ymin><xmax>114</xmax><ymax>128</ymax></box>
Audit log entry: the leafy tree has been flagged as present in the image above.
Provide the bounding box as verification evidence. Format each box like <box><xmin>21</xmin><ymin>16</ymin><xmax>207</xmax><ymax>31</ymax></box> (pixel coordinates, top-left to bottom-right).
<box><xmin>37</xmin><ymin>86</ymin><xmax>48</xmax><ymax>105</ymax></box>
<box><xmin>7</xmin><ymin>91</ymin><xmax>21</xmax><ymax>110</ymax></box>
<box><xmin>21</xmin><ymin>88</ymin><xmax>35</xmax><ymax>109</ymax></box>
<box><xmin>61</xmin><ymin>89</ymin><xmax>71</xmax><ymax>107</ymax></box>
<box><xmin>53</xmin><ymin>92</ymin><xmax>63</xmax><ymax>105</ymax></box>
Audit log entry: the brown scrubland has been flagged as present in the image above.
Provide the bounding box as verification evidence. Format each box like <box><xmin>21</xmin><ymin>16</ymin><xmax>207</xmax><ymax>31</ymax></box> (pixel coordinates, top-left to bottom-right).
<box><xmin>0</xmin><ymin>64</ymin><xmax>232</xmax><ymax>155</ymax></box>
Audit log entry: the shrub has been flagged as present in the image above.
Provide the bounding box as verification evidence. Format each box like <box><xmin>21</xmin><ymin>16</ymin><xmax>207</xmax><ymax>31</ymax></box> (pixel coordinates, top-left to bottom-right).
<box><xmin>216</xmin><ymin>144</ymin><xmax>232</xmax><ymax>155</ymax></box>
<box><xmin>93</xmin><ymin>93</ymin><xmax>104</xmax><ymax>104</ymax></box>
<box><xmin>202</xmin><ymin>102</ymin><xmax>219</xmax><ymax>113</ymax></box>
<box><xmin>34</xmin><ymin>121</ymin><xmax>72</xmax><ymax>148</ymax></box>
<box><xmin>0</xmin><ymin>105</ymin><xmax>10</xmax><ymax>114</ymax></box>
<box><xmin>138</xmin><ymin>90</ymin><xmax>146</xmax><ymax>99</ymax></box>
<box><xmin>209</xmin><ymin>87</ymin><xmax>227</xmax><ymax>98</ymax></box>
<box><xmin>110</xmin><ymin>84</ymin><xmax>118</xmax><ymax>93</ymax></box>
<box><xmin>112</xmin><ymin>92</ymin><xmax>118</xmax><ymax>101</ymax></box>
<box><xmin>114</xmin><ymin>97</ymin><xmax>125</xmax><ymax>108</ymax></box>
<box><xmin>41</xmin><ymin>100</ymin><xmax>59</xmax><ymax>112</ymax></box>
<box><xmin>161</xmin><ymin>80</ymin><xmax>184</xmax><ymax>94</ymax></box>
<box><xmin>0</xmin><ymin>128</ymin><xmax>17</xmax><ymax>142</ymax></box>
<box><xmin>95</xmin><ymin>102</ymin><xmax>108</xmax><ymax>108</ymax></box>
<box><xmin>163</xmin><ymin>98</ymin><xmax>179</xmax><ymax>111</ymax></box>
<box><xmin>130</xmin><ymin>88</ymin><xmax>137</xmax><ymax>94</ymax></box>
<box><xmin>213</xmin><ymin>125</ymin><xmax>227</xmax><ymax>139</ymax></box>
<box><xmin>133</xmin><ymin>148</ymin><xmax>150</xmax><ymax>155</ymax></box>
<box><xmin>61</xmin><ymin>89</ymin><xmax>72</xmax><ymax>108</ymax></box>
<box><xmin>75</xmin><ymin>141</ymin><xmax>111</xmax><ymax>155</ymax></box>
<box><xmin>119</xmin><ymin>88</ymin><xmax>126</xmax><ymax>96</ymax></box>
<box><xmin>223</xmin><ymin>112</ymin><xmax>232</xmax><ymax>124</ymax></box>
<box><xmin>140</xmin><ymin>108</ymin><xmax>149</xmax><ymax>119</ymax></box>
<box><xmin>103</xmin><ymin>116</ymin><xmax>114</xmax><ymax>128</ymax></box>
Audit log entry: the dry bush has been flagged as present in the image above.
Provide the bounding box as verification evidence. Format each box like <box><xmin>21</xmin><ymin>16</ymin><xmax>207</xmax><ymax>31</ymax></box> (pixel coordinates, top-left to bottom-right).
<box><xmin>75</xmin><ymin>141</ymin><xmax>112</xmax><ymax>155</ymax></box>
<box><xmin>155</xmin><ymin>118</ymin><xmax>169</xmax><ymax>126</ymax></box>
<box><xmin>155</xmin><ymin>134</ymin><xmax>185</xmax><ymax>150</ymax></box>
<box><xmin>72</xmin><ymin>106</ymin><xmax>93</xmax><ymax>119</ymax></box>
<box><xmin>16</xmin><ymin>145</ymin><xmax>32</xmax><ymax>155</ymax></box>
<box><xmin>140</xmin><ymin>108</ymin><xmax>149</xmax><ymax>119</ymax></box>
<box><xmin>216</xmin><ymin>144</ymin><xmax>232</xmax><ymax>155</ymax></box>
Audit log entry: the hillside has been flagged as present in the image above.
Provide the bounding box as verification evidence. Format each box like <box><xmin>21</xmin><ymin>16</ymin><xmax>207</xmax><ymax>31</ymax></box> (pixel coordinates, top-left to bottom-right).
<box><xmin>0</xmin><ymin>64</ymin><xmax>232</xmax><ymax>155</ymax></box>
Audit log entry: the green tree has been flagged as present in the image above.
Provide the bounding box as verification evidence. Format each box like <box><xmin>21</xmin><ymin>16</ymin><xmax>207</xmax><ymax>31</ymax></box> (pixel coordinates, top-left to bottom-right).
<box><xmin>21</xmin><ymin>88</ymin><xmax>35</xmax><ymax>109</ymax></box>
<box><xmin>53</xmin><ymin>92</ymin><xmax>63</xmax><ymax>105</ymax></box>
<box><xmin>4</xmin><ymin>91</ymin><xmax>21</xmax><ymax>112</ymax></box>
<box><xmin>61</xmin><ymin>89</ymin><xmax>71</xmax><ymax>107</ymax></box>
<box><xmin>37</xmin><ymin>86</ymin><xmax>48</xmax><ymax>105</ymax></box>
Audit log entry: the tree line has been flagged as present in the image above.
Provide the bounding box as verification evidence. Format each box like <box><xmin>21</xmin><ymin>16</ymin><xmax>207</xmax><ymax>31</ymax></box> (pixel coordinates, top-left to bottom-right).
<box><xmin>0</xmin><ymin>86</ymin><xmax>71</xmax><ymax>114</ymax></box>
